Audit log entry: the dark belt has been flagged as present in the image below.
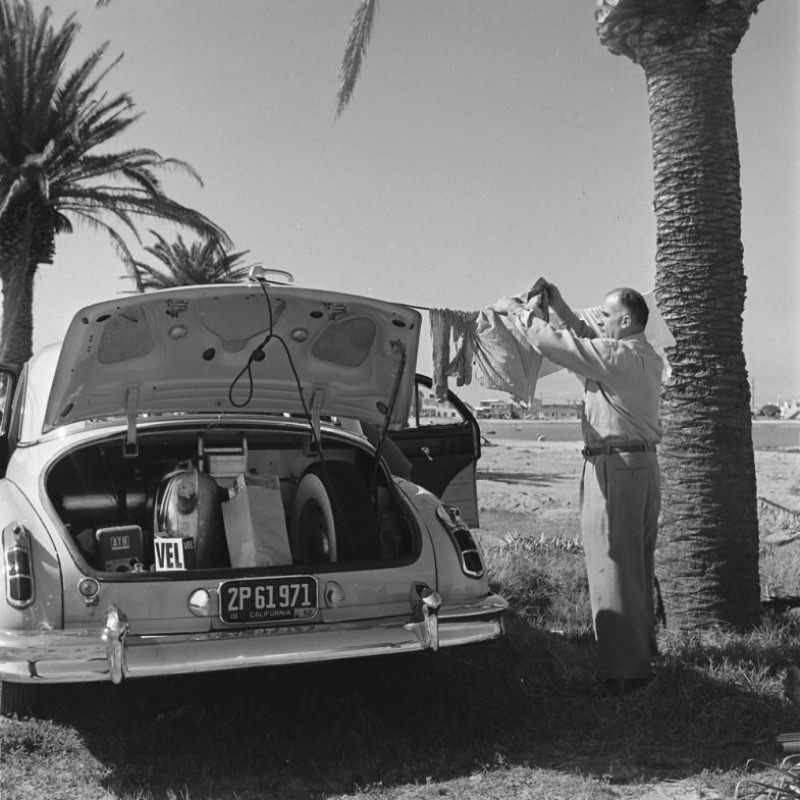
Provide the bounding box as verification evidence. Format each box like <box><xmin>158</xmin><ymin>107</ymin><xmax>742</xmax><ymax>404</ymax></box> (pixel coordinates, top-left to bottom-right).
<box><xmin>581</xmin><ymin>441</ymin><xmax>656</xmax><ymax>457</ymax></box>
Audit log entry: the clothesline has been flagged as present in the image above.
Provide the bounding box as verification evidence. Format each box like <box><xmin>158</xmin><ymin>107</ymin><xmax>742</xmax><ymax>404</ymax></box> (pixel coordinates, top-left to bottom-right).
<box><xmin>399</xmin><ymin>293</ymin><xmax>674</xmax><ymax>354</ymax></box>
<box><xmin>418</xmin><ymin>291</ymin><xmax>675</xmax><ymax>405</ymax></box>
<box><xmin>399</xmin><ymin>279</ymin><xmax>549</xmax><ymax>313</ymax></box>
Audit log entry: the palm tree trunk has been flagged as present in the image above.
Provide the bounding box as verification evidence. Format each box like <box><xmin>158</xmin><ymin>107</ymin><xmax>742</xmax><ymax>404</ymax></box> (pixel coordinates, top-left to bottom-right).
<box><xmin>0</xmin><ymin>205</ymin><xmax>49</xmax><ymax>366</ymax></box>
<box><xmin>0</xmin><ymin>265</ymin><xmax>35</xmax><ymax>367</ymax></box>
<box><xmin>643</xmin><ymin>44</ymin><xmax>760</xmax><ymax>628</ymax></box>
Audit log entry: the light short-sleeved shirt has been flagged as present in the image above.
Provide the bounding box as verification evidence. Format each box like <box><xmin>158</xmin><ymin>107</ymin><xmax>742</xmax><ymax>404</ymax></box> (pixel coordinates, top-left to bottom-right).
<box><xmin>513</xmin><ymin>315</ymin><xmax>663</xmax><ymax>446</ymax></box>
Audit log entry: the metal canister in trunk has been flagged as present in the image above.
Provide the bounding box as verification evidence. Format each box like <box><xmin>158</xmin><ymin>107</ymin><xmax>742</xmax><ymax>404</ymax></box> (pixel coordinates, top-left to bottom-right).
<box><xmin>154</xmin><ymin>468</ymin><xmax>229</xmax><ymax>568</ymax></box>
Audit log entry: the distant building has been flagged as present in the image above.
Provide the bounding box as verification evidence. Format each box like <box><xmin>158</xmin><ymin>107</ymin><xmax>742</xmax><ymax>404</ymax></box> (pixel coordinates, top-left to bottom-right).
<box><xmin>475</xmin><ymin>398</ymin><xmax>519</xmax><ymax>419</ymax></box>
<box><xmin>539</xmin><ymin>402</ymin><xmax>581</xmax><ymax>420</ymax></box>
<box><xmin>418</xmin><ymin>389</ymin><xmax>461</xmax><ymax>420</ymax></box>
<box><xmin>473</xmin><ymin>397</ymin><xmax>581</xmax><ymax>420</ymax></box>
<box><xmin>780</xmin><ymin>401</ymin><xmax>800</xmax><ymax>420</ymax></box>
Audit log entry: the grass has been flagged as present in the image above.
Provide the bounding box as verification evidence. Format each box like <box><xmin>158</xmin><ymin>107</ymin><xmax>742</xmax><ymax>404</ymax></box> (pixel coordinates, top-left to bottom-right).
<box><xmin>3</xmin><ymin>507</ymin><xmax>800</xmax><ymax>800</ymax></box>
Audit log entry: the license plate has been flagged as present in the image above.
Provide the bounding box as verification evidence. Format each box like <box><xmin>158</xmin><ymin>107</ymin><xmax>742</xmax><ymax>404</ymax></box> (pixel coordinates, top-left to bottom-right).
<box><xmin>218</xmin><ymin>576</ymin><xmax>318</xmax><ymax>625</ymax></box>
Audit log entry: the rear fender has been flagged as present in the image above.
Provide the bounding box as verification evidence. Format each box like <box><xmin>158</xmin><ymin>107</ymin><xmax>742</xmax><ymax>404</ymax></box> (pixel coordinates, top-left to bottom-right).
<box><xmin>0</xmin><ymin>480</ymin><xmax>63</xmax><ymax>632</ymax></box>
<box><xmin>396</xmin><ymin>480</ymin><xmax>490</xmax><ymax>602</ymax></box>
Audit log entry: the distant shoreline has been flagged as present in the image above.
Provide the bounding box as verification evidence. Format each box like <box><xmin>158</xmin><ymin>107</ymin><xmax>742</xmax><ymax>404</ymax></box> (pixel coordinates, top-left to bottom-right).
<box><xmin>478</xmin><ymin>418</ymin><xmax>800</xmax><ymax>450</ymax></box>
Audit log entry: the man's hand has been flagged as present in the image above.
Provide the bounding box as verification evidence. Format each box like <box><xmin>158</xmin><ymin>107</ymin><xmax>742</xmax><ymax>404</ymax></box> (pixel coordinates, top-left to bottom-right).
<box><xmin>542</xmin><ymin>281</ymin><xmax>566</xmax><ymax>312</ymax></box>
<box><xmin>529</xmin><ymin>280</ymin><xmax>569</xmax><ymax>317</ymax></box>
<box><xmin>490</xmin><ymin>295</ymin><xmax>526</xmax><ymax>315</ymax></box>
<box><xmin>526</xmin><ymin>277</ymin><xmax>548</xmax><ymax>300</ymax></box>
<box><xmin>522</xmin><ymin>292</ymin><xmax>547</xmax><ymax>318</ymax></box>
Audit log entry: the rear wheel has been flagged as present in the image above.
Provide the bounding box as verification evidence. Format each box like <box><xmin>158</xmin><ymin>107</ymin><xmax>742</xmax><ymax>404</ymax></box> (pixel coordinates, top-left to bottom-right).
<box><xmin>290</xmin><ymin>462</ymin><xmax>377</xmax><ymax>563</ymax></box>
<box><xmin>0</xmin><ymin>680</ymin><xmax>40</xmax><ymax>718</ymax></box>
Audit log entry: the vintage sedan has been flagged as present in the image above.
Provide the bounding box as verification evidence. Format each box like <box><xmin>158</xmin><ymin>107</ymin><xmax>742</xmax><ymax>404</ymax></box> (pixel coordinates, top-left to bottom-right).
<box><xmin>0</xmin><ymin>282</ymin><xmax>506</xmax><ymax>716</ymax></box>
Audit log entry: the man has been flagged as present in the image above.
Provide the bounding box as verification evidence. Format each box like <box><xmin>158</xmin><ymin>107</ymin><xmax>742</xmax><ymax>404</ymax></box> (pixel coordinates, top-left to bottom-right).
<box><xmin>495</xmin><ymin>284</ymin><xmax>663</xmax><ymax>694</ymax></box>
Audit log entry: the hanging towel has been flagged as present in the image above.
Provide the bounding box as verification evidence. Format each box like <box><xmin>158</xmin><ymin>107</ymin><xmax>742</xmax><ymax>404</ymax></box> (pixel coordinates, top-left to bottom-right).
<box><xmin>449</xmin><ymin>310</ymin><xmax>477</xmax><ymax>388</ymax></box>
<box><xmin>430</xmin><ymin>306</ymin><xmax>549</xmax><ymax>406</ymax></box>
<box><xmin>430</xmin><ymin>308</ymin><xmax>453</xmax><ymax>402</ymax></box>
<box><xmin>430</xmin><ymin>309</ymin><xmax>481</xmax><ymax>401</ymax></box>
<box><xmin>471</xmin><ymin>308</ymin><xmax>545</xmax><ymax>407</ymax></box>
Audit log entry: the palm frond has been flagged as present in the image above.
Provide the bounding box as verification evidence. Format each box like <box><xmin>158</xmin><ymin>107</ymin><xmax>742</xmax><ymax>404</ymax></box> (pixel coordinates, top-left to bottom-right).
<box><xmin>0</xmin><ymin>0</ymin><xmax>230</xmax><ymax>249</ymax></box>
<box><xmin>336</xmin><ymin>0</ymin><xmax>379</xmax><ymax>117</ymax></box>
<box><xmin>132</xmin><ymin>230</ymin><xmax>251</xmax><ymax>291</ymax></box>
<box><xmin>0</xmin><ymin>0</ymin><xmax>233</xmax><ymax>363</ymax></box>
<box><xmin>62</xmin><ymin>203</ymin><xmax>142</xmax><ymax>242</ymax></box>
<box><xmin>0</xmin><ymin>175</ymin><xmax>33</xmax><ymax>223</ymax></box>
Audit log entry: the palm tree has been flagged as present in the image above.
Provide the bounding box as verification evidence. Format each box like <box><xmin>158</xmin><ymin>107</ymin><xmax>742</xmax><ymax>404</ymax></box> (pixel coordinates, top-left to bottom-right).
<box><xmin>0</xmin><ymin>0</ymin><xmax>230</xmax><ymax>366</ymax></box>
<box><xmin>132</xmin><ymin>231</ymin><xmax>252</xmax><ymax>291</ymax></box>
<box><xmin>337</xmin><ymin>0</ymin><xmax>764</xmax><ymax>629</ymax></box>
<box><xmin>596</xmin><ymin>0</ymin><xmax>763</xmax><ymax>629</ymax></box>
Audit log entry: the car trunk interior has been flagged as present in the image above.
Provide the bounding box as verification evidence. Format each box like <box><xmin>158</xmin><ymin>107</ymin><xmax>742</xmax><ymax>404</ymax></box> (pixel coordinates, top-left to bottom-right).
<box><xmin>45</xmin><ymin>426</ymin><xmax>421</xmax><ymax>577</ymax></box>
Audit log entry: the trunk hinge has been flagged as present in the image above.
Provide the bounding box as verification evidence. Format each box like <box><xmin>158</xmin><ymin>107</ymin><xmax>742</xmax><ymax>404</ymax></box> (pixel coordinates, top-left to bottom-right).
<box><xmin>124</xmin><ymin>387</ymin><xmax>139</xmax><ymax>458</ymax></box>
<box><xmin>370</xmin><ymin>340</ymin><xmax>407</xmax><ymax>484</ymax></box>
<box><xmin>308</xmin><ymin>388</ymin><xmax>324</xmax><ymax>445</ymax></box>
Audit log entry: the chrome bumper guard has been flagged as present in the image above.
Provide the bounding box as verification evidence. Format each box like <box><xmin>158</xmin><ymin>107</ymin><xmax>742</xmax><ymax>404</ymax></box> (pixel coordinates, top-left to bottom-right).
<box><xmin>0</xmin><ymin>595</ymin><xmax>507</xmax><ymax>684</ymax></box>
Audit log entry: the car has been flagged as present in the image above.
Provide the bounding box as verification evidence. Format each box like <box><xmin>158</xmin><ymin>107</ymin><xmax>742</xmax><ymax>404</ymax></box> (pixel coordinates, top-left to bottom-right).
<box><xmin>0</xmin><ymin>282</ymin><xmax>506</xmax><ymax>716</ymax></box>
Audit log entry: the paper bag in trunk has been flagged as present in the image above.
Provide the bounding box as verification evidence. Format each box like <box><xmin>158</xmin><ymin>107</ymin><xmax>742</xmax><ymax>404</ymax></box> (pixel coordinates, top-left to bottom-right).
<box><xmin>222</xmin><ymin>474</ymin><xmax>292</xmax><ymax>567</ymax></box>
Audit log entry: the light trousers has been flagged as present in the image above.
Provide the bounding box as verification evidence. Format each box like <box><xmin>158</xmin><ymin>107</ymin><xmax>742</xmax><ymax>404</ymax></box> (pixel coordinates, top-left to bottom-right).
<box><xmin>580</xmin><ymin>450</ymin><xmax>660</xmax><ymax>681</ymax></box>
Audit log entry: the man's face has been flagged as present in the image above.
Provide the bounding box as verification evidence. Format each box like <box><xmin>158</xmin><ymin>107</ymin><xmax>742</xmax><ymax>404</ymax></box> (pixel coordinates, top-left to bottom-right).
<box><xmin>597</xmin><ymin>292</ymin><xmax>631</xmax><ymax>340</ymax></box>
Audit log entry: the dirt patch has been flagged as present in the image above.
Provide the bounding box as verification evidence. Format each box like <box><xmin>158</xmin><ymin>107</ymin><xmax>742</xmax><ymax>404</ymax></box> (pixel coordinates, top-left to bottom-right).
<box><xmin>474</xmin><ymin>439</ymin><xmax>800</xmax><ymax>546</ymax></box>
<box><xmin>476</xmin><ymin>440</ymin><xmax>583</xmax><ymax>543</ymax></box>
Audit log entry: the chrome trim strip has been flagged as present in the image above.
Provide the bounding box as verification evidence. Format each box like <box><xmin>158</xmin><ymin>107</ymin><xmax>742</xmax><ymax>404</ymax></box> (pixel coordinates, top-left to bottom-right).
<box><xmin>0</xmin><ymin>595</ymin><xmax>506</xmax><ymax>684</ymax></box>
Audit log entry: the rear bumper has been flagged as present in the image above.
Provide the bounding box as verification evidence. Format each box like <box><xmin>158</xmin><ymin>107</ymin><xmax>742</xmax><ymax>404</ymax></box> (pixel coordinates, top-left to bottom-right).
<box><xmin>0</xmin><ymin>595</ymin><xmax>507</xmax><ymax>684</ymax></box>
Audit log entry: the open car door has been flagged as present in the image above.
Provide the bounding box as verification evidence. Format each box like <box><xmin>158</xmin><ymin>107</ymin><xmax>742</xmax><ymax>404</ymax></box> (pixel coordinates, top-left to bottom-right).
<box><xmin>387</xmin><ymin>375</ymin><xmax>481</xmax><ymax>527</ymax></box>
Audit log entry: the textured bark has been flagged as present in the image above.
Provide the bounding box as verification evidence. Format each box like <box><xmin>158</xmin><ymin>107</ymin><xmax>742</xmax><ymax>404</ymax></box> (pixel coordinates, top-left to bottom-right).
<box><xmin>0</xmin><ymin>265</ymin><xmax>35</xmax><ymax>367</ymax></box>
<box><xmin>646</xmin><ymin>45</ymin><xmax>759</xmax><ymax>628</ymax></box>
<box><xmin>596</xmin><ymin>1</ymin><xmax>762</xmax><ymax>629</ymax></box>
<box><xmin>0</xmin><ymin>203</ymin><xmax>54</xmax><ymax>366</ymax></box>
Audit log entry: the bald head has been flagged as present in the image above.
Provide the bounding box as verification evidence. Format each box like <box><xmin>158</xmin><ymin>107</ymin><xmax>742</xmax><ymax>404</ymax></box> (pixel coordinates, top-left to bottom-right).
<box><xmin>615</xmin><ymin>288</ymin><xmax>649</xmax><ymax>328</ymax></box>
<box><xmin>599</xmin><ymin>288</ymin><xmax>648</xmax><ymax>339</ymax></box>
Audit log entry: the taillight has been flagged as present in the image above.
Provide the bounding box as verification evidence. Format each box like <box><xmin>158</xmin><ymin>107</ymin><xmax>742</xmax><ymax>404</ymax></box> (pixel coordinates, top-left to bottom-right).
<box><xmin>3</xmin><ymin>522</ymin><xmax>35</xmax><ymax>608</ymax></box>
<box><xmin>435</xmin><ymin>505</ymin><xmax>485</xmax><ymax>578</ymax></box>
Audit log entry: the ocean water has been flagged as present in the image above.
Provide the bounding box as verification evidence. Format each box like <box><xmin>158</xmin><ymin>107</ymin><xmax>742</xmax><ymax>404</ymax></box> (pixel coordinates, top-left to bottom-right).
<box><xmin>478</xmin><ymin>419</ymin><xmax>800</xmax><ymax>450</ymax></box>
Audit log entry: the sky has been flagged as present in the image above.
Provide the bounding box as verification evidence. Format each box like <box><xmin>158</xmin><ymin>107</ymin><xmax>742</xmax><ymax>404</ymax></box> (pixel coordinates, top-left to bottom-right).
<box><xmin>28</xmin><ymin>0</ymin><xmax>800</xmax><ymax>408</ymax></box>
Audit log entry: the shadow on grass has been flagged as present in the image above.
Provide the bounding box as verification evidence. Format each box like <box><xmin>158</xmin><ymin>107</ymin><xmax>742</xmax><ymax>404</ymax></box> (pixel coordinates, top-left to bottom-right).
<box><xmin>36</xmin><ymin>611</ymin><xmax>800</xmax><ymax>799</ymax></box>
<box><xmin>476</xmin><ymin>469</ymin><xmax>574</xmax><ymax>487</ymax></box>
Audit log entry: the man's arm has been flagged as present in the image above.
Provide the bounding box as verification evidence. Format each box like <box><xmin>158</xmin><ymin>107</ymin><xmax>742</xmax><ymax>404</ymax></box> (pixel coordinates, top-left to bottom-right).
<box><xmin>489</xmin><ymin>291</ymin><xmax>615</xmax><ymax>381</ymax></box>
<box><xmin>508</xmin><ymin>313</ymin><xmax>618</xmax><ymax>384</ymax></box>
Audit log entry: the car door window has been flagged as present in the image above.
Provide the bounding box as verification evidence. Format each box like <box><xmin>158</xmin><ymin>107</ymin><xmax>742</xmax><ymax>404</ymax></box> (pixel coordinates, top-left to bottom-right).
<box><xmin>407</xmin><ymin>383</ymin><xmax>471</xmax><ymax>429</ymax></box>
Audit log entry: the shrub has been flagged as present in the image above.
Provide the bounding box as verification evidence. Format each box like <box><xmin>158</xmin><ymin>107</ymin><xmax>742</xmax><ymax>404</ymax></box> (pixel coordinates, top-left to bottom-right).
<box><xmin>483</xmin><ymin>532</ymin><xmax>592</xmax><ymax>635</ymax></box>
